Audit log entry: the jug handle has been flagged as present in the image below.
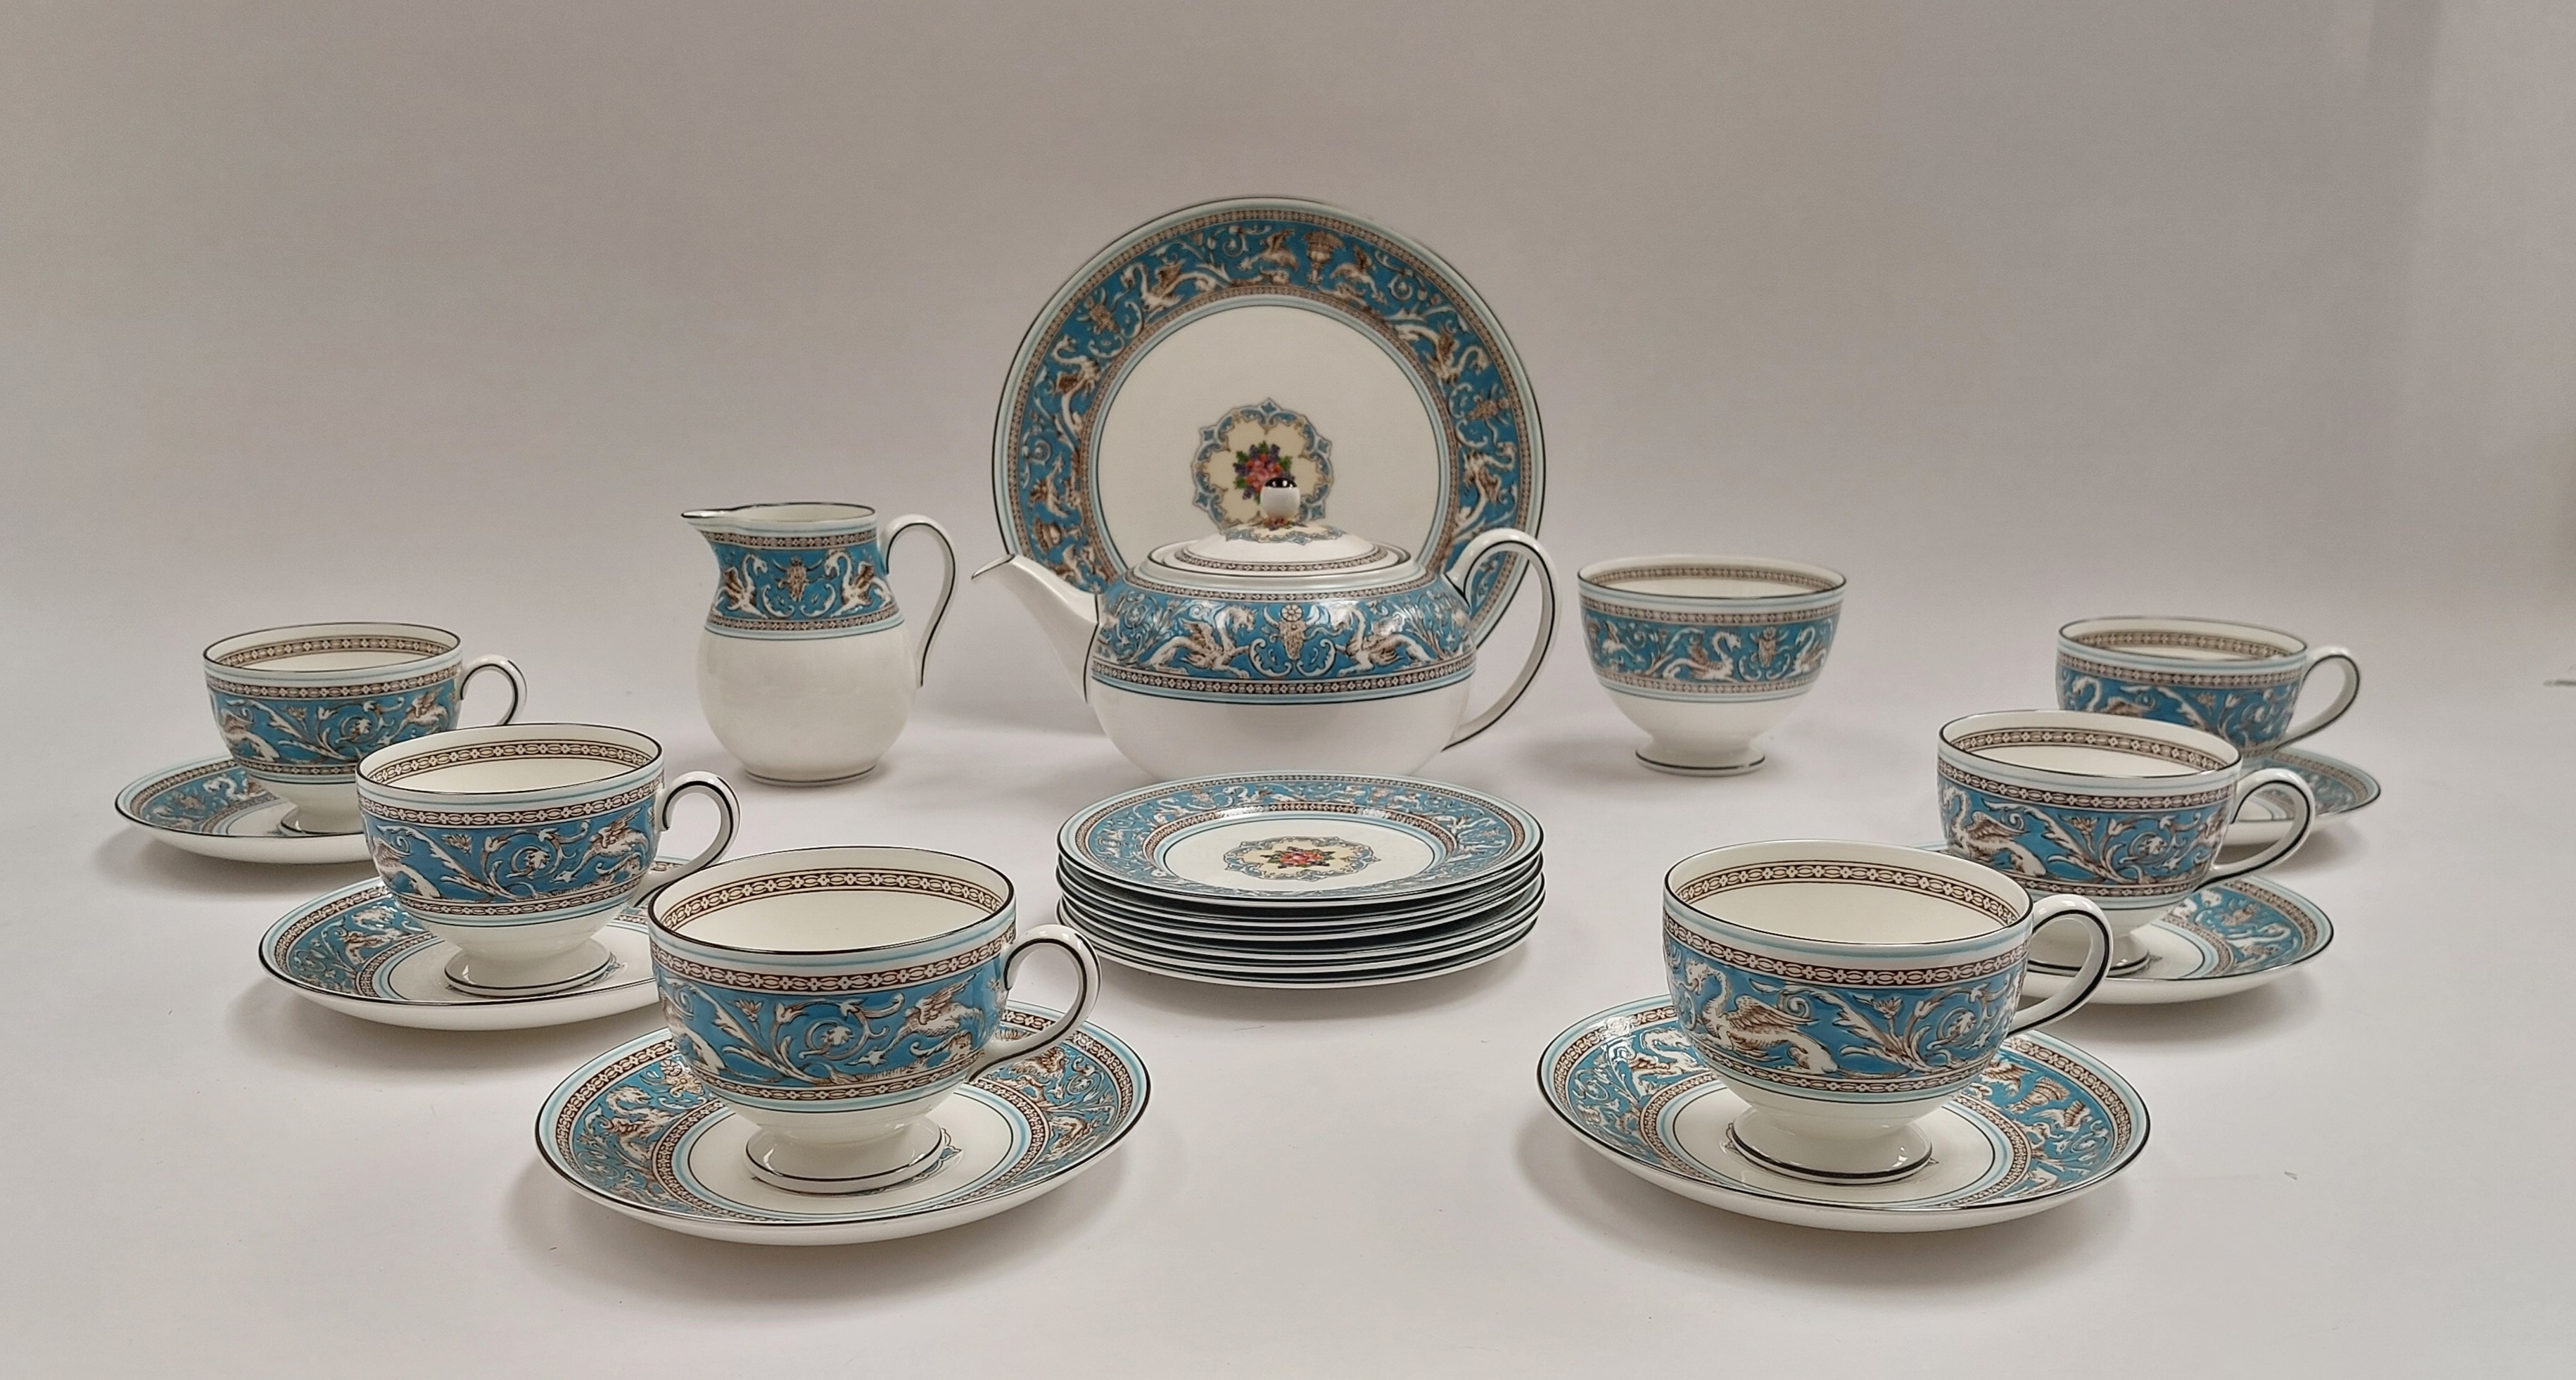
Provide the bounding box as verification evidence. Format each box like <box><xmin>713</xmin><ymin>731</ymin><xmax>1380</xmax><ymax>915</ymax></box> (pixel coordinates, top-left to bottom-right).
<box><xmin>1445</xmin><ymin>530</ymin><xmax>1557</xmax><ymax>747</ymax></box>
<box><xmin>882</xmin><ymin>515</ymin><xmax>957</xmax><ymax>687</ymax></box>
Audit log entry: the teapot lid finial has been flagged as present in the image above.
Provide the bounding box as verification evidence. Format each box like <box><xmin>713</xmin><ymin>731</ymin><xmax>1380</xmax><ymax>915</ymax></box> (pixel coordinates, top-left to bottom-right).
<box><xmin>1257</xmin><ymin>476</ymin><xmax>1303</xmax><ymax>524</ymax></box>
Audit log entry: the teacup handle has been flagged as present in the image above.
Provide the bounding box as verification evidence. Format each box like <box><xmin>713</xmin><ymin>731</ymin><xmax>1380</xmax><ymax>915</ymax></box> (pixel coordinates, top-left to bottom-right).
<box><xmin>963</xmin><ymin>924</ymin><xmax>1100</xmax><ymax>1078</ymax></box>
<box><xmin>2209</xmin><ymin>766</ymin><xmax>2317</xmax><ymax>880</ymax></box>
<box><xmin>2012</xmin><ymin>896</ymin><xmax>2114</xmax><ymax>1032</ymax></box>
<box><xmin>882</xmin><ymin>514</ymin><xmax>958</xmax><ymax>688</ymax></box>
<box><xmin>456</xmin><ymin>656</ymin><xmax>526</xmax><ymax>726</ymax></box>
<box><xmin>1445</xmin><ymin>529</ymin><xmax>1559</xmax><ymax>747</ymax></box>
<box><xmin>641</xmin><ymin>771</ymin><xmax>740</xmax><ymax>899</ymax></box>
<box><xmin>2273</xmin><ymin>646</ymin><xmax>2359</xmax><ymax>750</ymax></box>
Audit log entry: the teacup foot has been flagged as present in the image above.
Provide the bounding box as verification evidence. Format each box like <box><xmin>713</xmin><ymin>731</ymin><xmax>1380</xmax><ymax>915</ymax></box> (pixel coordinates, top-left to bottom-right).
<box><xmin>1637</xmin><ymin>749</ymin><xmax>1766</xmax><ymax>777</ymax></box>
<box><xmin>745</xmin><ymin>1120</ymin><xmax>953</xmax><ymax>1196</ymax></box>
<box><xmin>443</xmin><ymin>940</ymin><xmax>617</xmax><ymax>999</ymax></box>
<box><xmin>1727</xmin><ymin>1110</ymin><xmax>1934</xmax><ymax>1185</ymax></box>
<box><xmin>744</xmin><ymin>764</ymin><xmax>880</xmax><ymax>788</ymax></box>
<box><xmin>277</xmin><ymin>813</ymin><xmax>362</xmax><ymax>838</ymax></box>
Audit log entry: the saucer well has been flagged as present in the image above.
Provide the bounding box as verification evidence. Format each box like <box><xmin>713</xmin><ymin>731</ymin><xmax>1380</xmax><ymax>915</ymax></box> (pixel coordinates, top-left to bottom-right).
<box><xmin>118</xmin><ymin>757</ymin><xmax>369</xmax><ymax>864</ymax></box>
<box><xmin>1538</xmin><ymin>997</ymin><xmax>2148</xmax><ymax>1232</ymax></box>
<box><xmin>2020</xmin><ymin>874</ymin><xmax>2332</xmax><ymax>1006</ymax></box>
<box><xmin>259</xmin><ymin>866</ymin><xmax>676</xmax><ymax>1030</ymax></box>
<box><xmin>537</xmin><ymin>1005</ymin><xmax>1148</xmax><ymax>1245</ymax></box>
<box><xmin>2227</xmin><ymin>745</ymin><xmax>2380</xmax><ymax>847</ymax></box>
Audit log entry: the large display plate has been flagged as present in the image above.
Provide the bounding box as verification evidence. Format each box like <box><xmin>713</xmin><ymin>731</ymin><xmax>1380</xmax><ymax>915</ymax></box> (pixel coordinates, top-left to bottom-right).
<box><xmin>992</xmin><ymin>196</ymin><xmax>1544</xmax><ymax>640</ymax></box>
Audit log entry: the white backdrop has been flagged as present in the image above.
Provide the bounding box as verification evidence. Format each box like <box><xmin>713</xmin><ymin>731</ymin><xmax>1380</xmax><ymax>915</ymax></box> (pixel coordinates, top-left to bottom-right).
<box><xmin>5</xmin><ymin>3</ymin><xmax>2571</xmax><ymax>1374</ymax></box>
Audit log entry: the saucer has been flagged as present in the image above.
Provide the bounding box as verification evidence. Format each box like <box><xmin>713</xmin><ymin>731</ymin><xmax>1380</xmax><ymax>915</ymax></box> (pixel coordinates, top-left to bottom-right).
<box><xmin>537</xmin><ymin>1005</ymin><xmax>1148</xmax><ymax>1244</ymax></box>
<box><xmin>1083</xmin><ymin>907</ymin><xmax>1538</xmax><ymax>989</ymax></box>
<box><xmin>2228</xmin><ymin>745</ymin><xmax>2379</xmax><ymax>847</ymax></box>
<box><xmin>1538</xmin><ymin>997</ymin><xmax>2147</xmax><ymax>1232</ymax></box>
<box><xmin>1061</xmin><ymin>773</ymin><xmax>1542</xmax><ymax>909</ymax></box>
<box><xmin>258</xmin><ymin>864</ymin><xmax>678</xmax><ymax>1030</ymax></box>
<box><xmin>2021</xmin><ymin>875</ymin><xmax>2332</xmax><ymax>1005</ymax></box>
<box><xmin>1064</xmin><ymin>883</ymin><xmax>1543</xmax><ymax>968</ymax></box>
<box><xmin>117</xmin><ymin>757</ymin><xmax>369</xmax><ymax>864</ymax></box>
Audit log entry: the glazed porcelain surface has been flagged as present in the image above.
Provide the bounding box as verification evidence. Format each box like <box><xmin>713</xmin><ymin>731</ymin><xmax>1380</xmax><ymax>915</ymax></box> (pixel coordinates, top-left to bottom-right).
<box><xmin>1058</xmin><ymin>861</ymin><xmax>1542</xmax><ymax>938</ymax></box>
<box><xmin>1938</xmin><ymin>709</ymin><xmax>2315</xmax><ymax>916</ymax></box>
<box><xmin>1059</xmin><ymin>773</ymin><xmax>1541</xmax><ymax>905</ymax></box>
<box><xmin>357</xmin><ymin>723</ymin><xmax>737</xmax><ymax>997</ymax></box>
<box><xmin>538</xmin><ymin>1006</ymin><xmax>1146</xmax><ymax>1244</ymax></box>
<box><xmin>1578</xmin><ymin>555</ymin><xmax>1846</xmax><ymax>773</ymax></box>
<box><xmin>2021</xmin><ymin>874</ymin><xmax>2333</xmax><ymax>1004</ymax></box>
<box><xmin>1661</xmin><ymin>839</ymin><xmax>2111</xmax><ymax>1183</ymax></box>
<box><xmin>115</xmin><ymin>757</ymin><xmax>372</xmax><ymax>863</ymax></box>
<box><xmin>687</xmin><ymin>502</ymin><xmax>956</xmax><ymax>784</ymax></box>
<box><xmin>1079</xmin><ymin>909</ymin><xmax>1538</xmax><ymax>989</ymax></box>
<box><xmin>980</xmin><ymin>470</ymin><xmax>1554</xmax><ymax>779</ymax></box>
<box><xmin>1539</xmin><ymin>997</ymin><xmax>2148</xmax><ymax>1232</ymax></box>
<box><xmin>647</xmin><ymin>846</ymin><xmax>1096</xmax><ymax>1194</ymax></box>
<box><xmin>258</xmin><ymin>868</ymin><xmax>673</xmax><ymax>1030</ymax></box>
<box><xmin>2056</xmin><ymin>615</ymin><xmax>2359</xmax><ymax>756</ymax></box>
<box><xmin>991</xmin><ymin>196</ymin><xmax>1542</xmax><ymax>641</ymax></box>
<box><xmin>1062</xmin><ymin>881</ymin><xmax>1543</xmax><ymax>968</ymax></box>
<box><xmin>202</xmin><ymin>621</ymin><xmax>524</xmax><ymax>834</ymax></box>
<box><xmin>2228</xmin><ymin>745</ymin><xmax>2380</xmax><ymax>847</ymax></box>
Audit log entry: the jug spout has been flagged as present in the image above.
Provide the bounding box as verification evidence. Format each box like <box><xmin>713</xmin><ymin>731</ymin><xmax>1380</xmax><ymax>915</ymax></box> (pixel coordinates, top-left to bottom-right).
<box><xmin>972</xmin><ymin>555</ymin><xmax>1099</xmax><ymax>690</ymax></box>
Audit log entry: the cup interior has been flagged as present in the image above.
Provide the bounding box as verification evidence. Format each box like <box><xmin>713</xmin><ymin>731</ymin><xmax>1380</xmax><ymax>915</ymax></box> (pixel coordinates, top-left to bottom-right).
<box><xmin>359</xmin><ymin>724</ymin><xmax>659</xmax><ymax>797</ymax></box>
<box><xmin>1943</xmin><ymin>711</ymin><xmax>2235</xmax><ymax>781</ymax></box>
<box><xmin>654</xmin><ymin>847</ymin><xmax>1011</xmax><ymax>956</ymax></box>
<box><xmin>2060</xmin><ymin>616</ymin><xmax>2304</xmax><ymax>664</ymax></box>
<box><xmin>1580</xmin><ymin>555</ymin><xmax>1844</xmax><ymax>604</ymax></box>
<box><xmin>205</xmin><ymin>622</ymin><xmax>458</xmax><ymax>676</ymax></box>
<box><xmin>685</xmin><ymin>501</ymin><xmax>876</xmax><ymax>531</ymax></box>
<box><xmin>1668</xmin><ymin>842</ymin><xmax>2026</xmax><ymax>947</ymax></box>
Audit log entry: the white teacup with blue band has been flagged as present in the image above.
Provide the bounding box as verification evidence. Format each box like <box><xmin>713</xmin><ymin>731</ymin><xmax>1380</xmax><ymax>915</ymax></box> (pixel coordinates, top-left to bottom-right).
<box><xmin>1938</xmin><ymin>709</ymin><xmax>2316</xmax><ymax>973</ymax></box>
<box><xmin>1663</xmin><ymin>840</ymin><xmax>2113</xmax><ymax>1184</ymax></box>
<box><xmin>357</xmin><ymin>723</ymin><xmax>739</xmax><ymax>998</ymax></box>
<box><xmin>647</xmin><ymin>846</ymin><xmax>1099</xmax><ymax>1194</ymax></box>
<box><xmin>685</xmin><ymin>502</ymin><xmax>958</xmax><ymax>785</ymax></box>
<box><xmin>1577</xmin><ymin>555</ymin><xmax>1844</xmax><ymax>774</ymax></box>
<box><xmin>203</xmin><ymin>621</ymin><xmax>526</xmax><ymax>835</ymax></box>
<box><xmin>2056</xmin><ymin>616</ymin><xmax>2359</xmax><ymax>757</ymax></box>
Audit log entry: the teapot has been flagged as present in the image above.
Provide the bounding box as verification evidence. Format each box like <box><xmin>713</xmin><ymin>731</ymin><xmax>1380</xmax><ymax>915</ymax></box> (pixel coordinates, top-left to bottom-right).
<box><xmin>975</xmin><ymin>476</ymin><xmax>1555</xmax><ymax>780</ymax></box>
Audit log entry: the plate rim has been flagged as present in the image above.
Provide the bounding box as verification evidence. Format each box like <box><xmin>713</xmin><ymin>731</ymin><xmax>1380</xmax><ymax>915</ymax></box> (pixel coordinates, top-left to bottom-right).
<box><xmin>989</xmin><ymin>194</ymin><xmax>1544</xmax><ymax>642</ymax></box>
<box><xmin>1058</xmin><ymin>771</ymin><xmax>1543</xmax><ymax>906</ymax></box>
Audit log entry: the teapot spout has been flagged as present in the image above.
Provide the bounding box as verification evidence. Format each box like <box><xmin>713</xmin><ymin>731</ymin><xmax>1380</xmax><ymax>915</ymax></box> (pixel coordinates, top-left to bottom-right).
<box><xmin>972</xmin><ymin>555</ymin><xmax>1099</xmax><ymax>690</ymax></box>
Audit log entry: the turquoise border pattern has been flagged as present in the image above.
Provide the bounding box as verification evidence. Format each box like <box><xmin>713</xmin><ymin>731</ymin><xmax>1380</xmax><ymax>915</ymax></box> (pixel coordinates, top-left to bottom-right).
<box><xmin>994</xmin><ymin>198</ymin><xmax>1542</xmax><ymax>639</ymax></box>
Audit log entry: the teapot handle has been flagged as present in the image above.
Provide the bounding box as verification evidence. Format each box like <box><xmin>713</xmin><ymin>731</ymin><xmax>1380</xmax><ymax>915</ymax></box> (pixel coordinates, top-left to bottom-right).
<box><xmin>881</xmin><ymin>515</ymin><xmax>957</xmax><ymax>687</ymax></box>
<box><xmin>1445</xmin><ymin>529</ymin><xmax>1557</xmax><ymax>747</ymax></box>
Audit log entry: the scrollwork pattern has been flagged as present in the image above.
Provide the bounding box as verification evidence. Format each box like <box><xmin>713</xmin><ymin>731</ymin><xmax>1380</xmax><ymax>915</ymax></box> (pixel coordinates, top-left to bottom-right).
<box><xmin>2057</xmin><ymin>661</ymin><xmax>2301</xmax><ymax>753</ymax></box>
<box><xmin>998</xmin><ymin>206</ymin><xmax>1536</xmax><ymax>628</ymax></box>
<box><xmin>129</xmin><ymin>763</ymin><xmax>272</xmax><ymax>833</ymax></box>
<box><xmin>659</xmin><ymin>958</ymin><xmax>1006</xmax><ymax>1100</ymax></box>
<box><xmin>1665</xmin><ymin>935</ymin><xmax>2022</xmax><ymax>1097</ymax></box>
<box><xmin>1939</xmin><ymin>776</ymin><xmax>2226</xmax><ymax>899</ymax></box>
<box><xmin>211</xmin><ymin>681</ymin><xmax>458</xmax><ymax>777</ymax></box>
<box><xmin>700</xmin><ymin>534</ymin><xmax>899</xmax><ymax>638</ymax></box>
<box><xmin>363</xmin><ymin>798</ymin><xmax>657</xmax><ymax>919</ymax></box>
<box><xmin>1091</xmin><ymin>577</ymin><xmax>1471</xmax><ymax>702</ymax></box>
<box><xmin>1582</xmin><ymin>605</ymin><xmax>1839</xmax><ymax>699</ymax></box>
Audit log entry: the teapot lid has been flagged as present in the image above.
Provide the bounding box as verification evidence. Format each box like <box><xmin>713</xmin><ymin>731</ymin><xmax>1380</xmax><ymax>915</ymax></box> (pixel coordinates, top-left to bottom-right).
<box><xmin>1153</xmin><ymin>476</ymin><xmax>1409</xmax><ymax>580</ymax></box>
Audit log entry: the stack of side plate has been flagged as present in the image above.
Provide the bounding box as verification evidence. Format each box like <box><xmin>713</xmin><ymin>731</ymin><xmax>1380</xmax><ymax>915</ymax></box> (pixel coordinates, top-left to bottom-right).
<box><xmin>1055</xmin><ymin>773</ymin><xmax>1544</xmax><ymax>989</ymax></box>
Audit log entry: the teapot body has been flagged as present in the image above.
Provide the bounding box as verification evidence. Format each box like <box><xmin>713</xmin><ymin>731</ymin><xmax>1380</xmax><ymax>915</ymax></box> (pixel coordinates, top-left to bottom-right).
<box><xmin>1086</xmin><ymin>562</ymin><xmax>1479</xmax><ymax>778</ymax></box>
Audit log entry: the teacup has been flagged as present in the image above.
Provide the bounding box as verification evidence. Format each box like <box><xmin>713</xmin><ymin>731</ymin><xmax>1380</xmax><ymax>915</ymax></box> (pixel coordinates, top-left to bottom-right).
<box><xmin>2056</xmin><ymin>616</ymin><xmax>2359</xmax><ymax>757</ymax></box>
<box><xmin>1938</xmin><ymin>709</ymin><xmax>2315</xmax><ymax>971</ymax></box>
<box><xmin>647</xmin><ymin>846</ymin><xmax>1099</xmax><ymax>1194</ymax></box>
<box><xmin>1664</xmin><ymin>840</ymin><xmax>2112</xmax><ymax>1183</ymax></box>
<box><xmin>1578</xmin><ymin>555</ymin><xmax>1846</xmax><ymax>774</ymax></box>
<box><xmin>357</xmin><ymin>723</ymin><xmax>738</xmax><ymax>996</ymax></box>
<box><xmin>203</xmin><ymin>621</ymin><xmax>526</xmax><ymax>834</ymax></box>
